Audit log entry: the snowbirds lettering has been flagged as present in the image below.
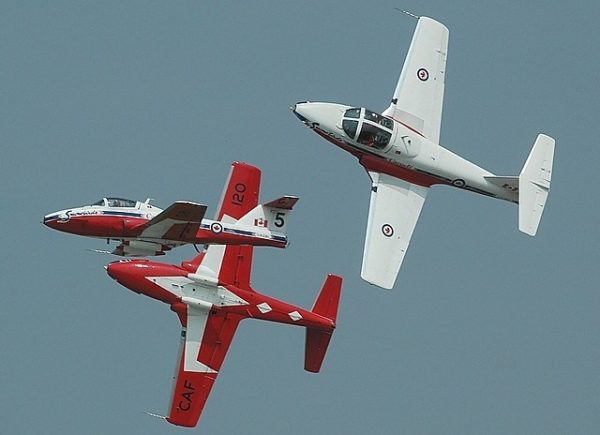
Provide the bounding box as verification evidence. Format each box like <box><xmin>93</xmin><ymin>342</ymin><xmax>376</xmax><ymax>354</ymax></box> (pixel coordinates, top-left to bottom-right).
<box><xmin>106</xmin><ymin>183</ymin><xmax>342</xmax><ymax>428</ymax></box>
<box><xmin>43</xmin><ymin>162</ymin><xmax>298</xmax><ymax>256</ymax></box>
<box><xmin>292</xmin><ymin>16</ymin><xmax>555</xmax><ymax>289</ymax></box>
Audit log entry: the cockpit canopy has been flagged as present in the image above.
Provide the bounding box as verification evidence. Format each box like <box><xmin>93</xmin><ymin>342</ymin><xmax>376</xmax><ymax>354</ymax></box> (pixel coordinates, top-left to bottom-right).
<box><xmin>341</xmin><ymin>108</ymin><xmax>394</xmax><ymax>149</ymax></box>
<box><xmin>92</xmin><ymin>198</ymin><xmax>137</xmax><ymax>208</ymax></box>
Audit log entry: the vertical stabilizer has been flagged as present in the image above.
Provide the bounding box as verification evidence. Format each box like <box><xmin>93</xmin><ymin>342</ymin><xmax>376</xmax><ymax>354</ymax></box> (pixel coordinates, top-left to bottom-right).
<box><xmin>304</xmin><ymin>275</ymin><xmax>342</xmax><ymax>373</ymax></box>
<box><xmin>518</xmin><ymin>134</ymin><xmax>555</xmax><ymax>236</ymax></box>
<box><xmin>235</xmin><ymin>196</ymin><xmax>299</xmax><ymax>241</ymax></box>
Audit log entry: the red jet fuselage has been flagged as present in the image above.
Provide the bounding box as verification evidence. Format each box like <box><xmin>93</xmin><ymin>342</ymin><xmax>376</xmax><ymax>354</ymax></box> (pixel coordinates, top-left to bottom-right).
<box><xmin>106</xmin><ymin>259</ymin><xmax>336</xmax><ymax>338</ymax></box>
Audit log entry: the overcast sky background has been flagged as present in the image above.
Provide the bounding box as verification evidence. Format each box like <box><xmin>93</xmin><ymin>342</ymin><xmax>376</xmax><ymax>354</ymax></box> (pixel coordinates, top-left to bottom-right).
<box><xmin>2</xmin><ymin>1</ymin><xmax>599</xmax><ymax>434</ymax></box>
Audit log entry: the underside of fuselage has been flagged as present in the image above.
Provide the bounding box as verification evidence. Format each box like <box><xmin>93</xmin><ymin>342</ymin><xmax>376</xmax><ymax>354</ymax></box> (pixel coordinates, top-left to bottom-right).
<box><xmin>310</xmin><ymin>122</ymin><xmax>517</xmax><ymax>203</ymax></box>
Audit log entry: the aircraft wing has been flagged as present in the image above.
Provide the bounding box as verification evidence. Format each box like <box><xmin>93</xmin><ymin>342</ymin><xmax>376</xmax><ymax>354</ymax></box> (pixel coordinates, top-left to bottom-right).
<box><xmin>196</xmin><ymin>242</ymin><xmax>254</xmax><ymax>289</ymax></box>
<box><xmin>382</xmin><ymin>16</ymin><xmax>448</xmax><ymax>144</ymax></box>
<box><xmin>139</xmin><ymin>201</ymin><xmax>207</xmax><ymax>243</ymax></box>
<box><xmin>167</xmin><ymin>306</ymin><xmax>242</xmax><ymax>427</ymax></box>
<box><xmin>110</xmin><ymin>202</ymin><xmax>207</xmax><ymax>256</ymax></box>
<box><xmin>215</xmin><ymin>162</ymin><xmax>261</xmax><ymax>221</ymax></box>
<box><xmin>361</xmin><ymin>172</ymin><xmax>428</xmax><ymax>289</ymax></box>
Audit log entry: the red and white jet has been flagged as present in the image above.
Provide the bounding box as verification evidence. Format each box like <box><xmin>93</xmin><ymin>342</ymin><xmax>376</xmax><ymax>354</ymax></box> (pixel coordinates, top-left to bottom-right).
<box><xmin>44</xmin><ymin>162</ymin><xmax>297</xmax><ymax>256</ymax></box>
<box><xmin>292</xmin><ymin>16</ymin><xmax>555</xmax><ymax>289</ymax></box>
<box><xmin>106</xmin><ymin>184</ymin><xmax>342</xmax><ymax>428</ymax></box>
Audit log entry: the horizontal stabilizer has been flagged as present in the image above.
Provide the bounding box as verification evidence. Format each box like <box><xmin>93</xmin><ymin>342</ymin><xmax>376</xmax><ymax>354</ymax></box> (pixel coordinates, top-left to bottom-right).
<box><xmin>304</xmin><ymin>275</ymin><xmax>342</xmax><ymax>373</ymax></box>
<box><xmin>484</xmin><ymin>175</ymin><xmax>519</xmax><ymax>192</ymax></box>
<box><xmin>518</xmin><ymin>134</ymin><xmax>555</xmax><ymax>236</ymax></box>
<box><xmin>263</xmin><ymin>195</ymin><xmax>299</xmax><ymax>210</ymax></box>
<box><xmin>483</xmin><ymin>176</ymin><xmax>519</xmax><ymax>203</ymax></box>
<box><xmin>305</xmin><ymin>329</ymin><xmax>333</xmax><ymax>373</ymax></box>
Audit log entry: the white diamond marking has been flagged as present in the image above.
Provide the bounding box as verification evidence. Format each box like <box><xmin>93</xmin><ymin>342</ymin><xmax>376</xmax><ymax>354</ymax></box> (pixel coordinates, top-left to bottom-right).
<box><xmin>257</xmin><ymin>302</ymin><xmax>272</xmax><ymax>314</ymax></box>
<box><xmin>288</xmin><ymin>311</ymin><xmax>303</xmax><ymax>322</ymax></box>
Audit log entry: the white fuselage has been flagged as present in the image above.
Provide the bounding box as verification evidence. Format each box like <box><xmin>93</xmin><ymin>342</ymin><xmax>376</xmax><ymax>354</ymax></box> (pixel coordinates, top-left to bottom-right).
<box><xmin>292</xmin><ymin>102</ymin><xmax>517</xmax><ymax>203</ymax></box>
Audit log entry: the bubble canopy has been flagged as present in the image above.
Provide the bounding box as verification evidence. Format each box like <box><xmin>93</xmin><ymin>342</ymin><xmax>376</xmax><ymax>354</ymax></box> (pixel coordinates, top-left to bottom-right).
<box><xmin>341</xmin><ymin>108</ymin><xmax>394</xmax><ymax>149</ymax></box>
<box><xmin>92</xmin><ymin>198</ymin><xmax>137</xmax><ymax>207</ymax></box>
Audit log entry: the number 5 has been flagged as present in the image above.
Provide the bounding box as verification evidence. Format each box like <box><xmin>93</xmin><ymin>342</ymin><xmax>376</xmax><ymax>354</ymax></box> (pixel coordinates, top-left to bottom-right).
<box><xmin>274</xmin><ymin>212</ymin><xmax>285</xmax><ymax>228</ymax></box>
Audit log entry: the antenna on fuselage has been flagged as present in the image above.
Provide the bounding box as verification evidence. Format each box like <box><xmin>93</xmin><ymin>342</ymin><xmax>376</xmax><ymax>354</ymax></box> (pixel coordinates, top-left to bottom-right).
<box><xmin>394</xmin><ymin>8</ymin><xmax>420</xmax><ymax>19</ymax></box>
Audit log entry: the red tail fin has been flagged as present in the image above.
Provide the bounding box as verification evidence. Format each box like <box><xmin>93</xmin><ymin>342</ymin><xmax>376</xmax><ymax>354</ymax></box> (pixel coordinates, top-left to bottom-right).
<box><xmin>311</xmin><ymin>274</ymin><xmax>342</xmax><ymax>324</ymax></box>
<box><xmin>305</xmin><ymin>274</ymin><xmax>342</xmax><ymax>373</ymax></box>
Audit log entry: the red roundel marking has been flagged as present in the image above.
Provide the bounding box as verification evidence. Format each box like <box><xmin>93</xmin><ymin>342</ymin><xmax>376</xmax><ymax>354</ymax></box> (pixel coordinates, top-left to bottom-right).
<box><xmin>417</xmin><ymin>68</ymin><xmax>429</xmax><ymax>81</ymax></box>
<box><xmin>382</xmin><ymin>224</ymin><xmax>394</xmax><ymax>237</ymax></box>
<box><xmin>210</xmin><ymin>222</ymin><xmax>223</xmax><ymax>234</ymax></box>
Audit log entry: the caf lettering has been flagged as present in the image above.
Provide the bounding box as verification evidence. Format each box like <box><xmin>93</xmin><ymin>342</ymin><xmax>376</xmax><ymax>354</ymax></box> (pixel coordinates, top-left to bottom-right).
<box><xmin>177</xmin><ymin>379</ymin><xmax>196</xmax><ymax>412</ymax></box>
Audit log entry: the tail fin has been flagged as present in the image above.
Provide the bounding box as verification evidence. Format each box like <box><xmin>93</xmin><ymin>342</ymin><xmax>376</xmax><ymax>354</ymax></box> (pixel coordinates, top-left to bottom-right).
<box><xmin>305</xmin><ymin>274</ymin><xmax>342</xmax><ymax>373</ymax></box>
<box><xmin>214</xmin><ymin>162</ymin><xmax>261</xmax><ymax>222</ymax></box>
<box><xmin>518</xmin><ymin>134</ymin><xmax>555</xmax><ymax>236</ymax></box>
<box><xmin>235</xmin><ymin>195</ymin><xmax>299</xmax><ymax>239</ymax></box>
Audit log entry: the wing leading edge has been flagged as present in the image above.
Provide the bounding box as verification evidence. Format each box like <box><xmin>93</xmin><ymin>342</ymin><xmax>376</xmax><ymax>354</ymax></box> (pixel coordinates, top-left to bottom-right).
<box><xmin>361</xmin><ymin>172</ymin><xmax>428</xmax><ymax>289</ymax></box>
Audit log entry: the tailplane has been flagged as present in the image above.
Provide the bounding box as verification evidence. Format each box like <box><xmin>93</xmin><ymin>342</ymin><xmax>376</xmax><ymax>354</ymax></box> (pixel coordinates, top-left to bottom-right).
<box><xmin>518</xmin><ymin>134</ymin><xmax>555</xmax><ymax>236</ymax></box>
<box><xmin>305</xmin><ymin>274</ymin><xmax>342</xmax><ymax>373</ymax></box>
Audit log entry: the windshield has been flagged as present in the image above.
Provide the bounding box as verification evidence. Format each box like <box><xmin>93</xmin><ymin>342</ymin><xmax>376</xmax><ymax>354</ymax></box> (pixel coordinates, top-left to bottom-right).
<box><xmin>342</xmin><ymin>120</ymin><xmax>359</xmax><ymax>139</ymax></box>
<box><xmin>343</xmin><ymin>108</ymin><xmax>361</xmax><ymax>119</ymax></box>
<box><xmin>357</xmin><ymin>123</ymin><xmax>392</xmax><ymax>149</ymax></box>
<box><xmin>364</xmin><ymin>109</ymin><xmax>394</xmax><ymax>129</ymax></box>
<box><xmin>106</xmin><ymin>198</ymin><xmax>137</xmax><ymax>207</ymax></box>
<box><xmin>92</xmin><ymin>199</ymin><xmax>106</xmax><ymax>206</ymax></box>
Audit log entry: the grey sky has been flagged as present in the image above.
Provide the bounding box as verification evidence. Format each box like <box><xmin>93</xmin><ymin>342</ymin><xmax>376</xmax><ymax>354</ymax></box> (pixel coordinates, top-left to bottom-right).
<box><xmin>2</xmin><ymin>1</ymin><xmax>599</xmax><ymax>434</ymax></box>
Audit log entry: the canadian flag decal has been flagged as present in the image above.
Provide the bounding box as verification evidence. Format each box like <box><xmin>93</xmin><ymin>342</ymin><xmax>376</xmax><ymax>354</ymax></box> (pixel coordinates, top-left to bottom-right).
<box><xmin>254</xmin><ymin>218</ymin><xmax>268</xmax><ymax>228</ymax></box>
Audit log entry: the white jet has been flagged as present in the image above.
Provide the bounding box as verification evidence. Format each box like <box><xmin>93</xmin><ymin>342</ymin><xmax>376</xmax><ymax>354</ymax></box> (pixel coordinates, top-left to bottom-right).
<box><xmin>292</xmin><ymin>16</ymin><xmax>555</xmax><ymax>289</ymax></box>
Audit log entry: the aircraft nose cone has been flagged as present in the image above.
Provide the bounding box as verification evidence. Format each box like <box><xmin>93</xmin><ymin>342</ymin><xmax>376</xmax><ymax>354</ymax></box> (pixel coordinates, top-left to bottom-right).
<box><xmin>106</xmin><ymin>261</ymin><xmax>128</xmax><ymax>281</ymax></box>
<box><xmin>291</xmin><ymin>101</ymin><xmax>311</xmax><ymax>123</ymax></box>
<box><xmin>43</xmin><ymin>210</ymin><xmax>70</xmax><ymax>226</ymax></box>
<box><xmin>291</xmin><ymin>102</ymin><xmax>351</xmax><ymax>135</ymax></box>
<box><xmin>43</xmin><ymin>211</ymin><xmax>62</xmax><ymax>229</ymax></box>
<box><xmin>291</xmin><ymin>101</ymin><xmax>310</xmax><ymax>121</ymax></box>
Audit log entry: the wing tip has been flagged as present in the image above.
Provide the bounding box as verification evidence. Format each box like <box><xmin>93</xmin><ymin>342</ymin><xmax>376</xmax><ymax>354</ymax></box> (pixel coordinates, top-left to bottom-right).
<box><xmin>360</xmin><ymin>270</ymin><xmax>395</xmax><ymax>290</ymax></box>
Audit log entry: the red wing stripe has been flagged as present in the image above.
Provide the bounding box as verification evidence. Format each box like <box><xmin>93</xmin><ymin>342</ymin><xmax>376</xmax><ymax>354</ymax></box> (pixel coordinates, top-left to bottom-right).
<box><xmin>217</xmin><ymin>245</ymin><xmax>254</xmax><ymax>288</ymax></box>
<box><xmin>167</xmin><ymin>310</ymin><xmax>242</xmax><ymax>428</ymax></box>
<box><xmin>167</xmin><ymin>366</ymin><xmax>217</xmax><ymax>427</ymax></box>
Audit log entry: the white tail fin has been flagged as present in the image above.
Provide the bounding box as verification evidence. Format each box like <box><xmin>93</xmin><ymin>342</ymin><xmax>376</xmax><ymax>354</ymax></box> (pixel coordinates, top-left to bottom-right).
<box><xmin>518</xmin><ymin>134</ymin><xmax>555</xmax><ymax>236</ymax></box>
<box><xmin>236</xmin><ymin>196</ymin><xmax>299</xmax><ymax>236</ymax></box>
